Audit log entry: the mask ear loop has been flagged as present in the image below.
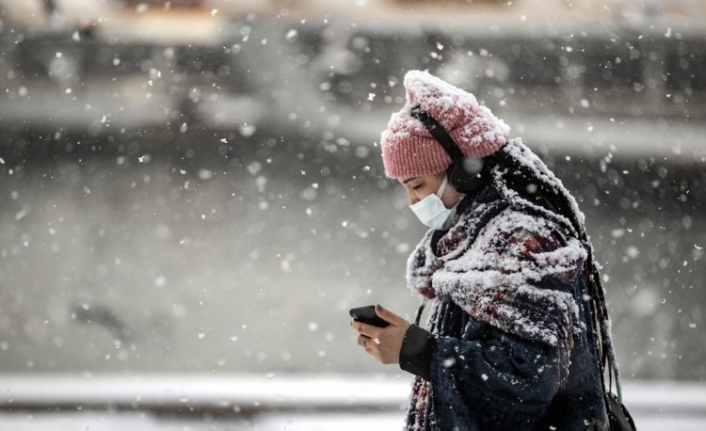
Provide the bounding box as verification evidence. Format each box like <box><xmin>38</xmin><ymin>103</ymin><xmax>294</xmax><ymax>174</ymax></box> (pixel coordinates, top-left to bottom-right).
<box><xmin>436</xmin><ymin>175</ymin><xmax>449</xmax><ymax>198</ymax></box>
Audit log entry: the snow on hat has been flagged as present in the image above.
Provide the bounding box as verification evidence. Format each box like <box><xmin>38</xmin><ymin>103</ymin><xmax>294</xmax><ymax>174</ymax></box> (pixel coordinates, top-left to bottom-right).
<box><xmin>380</xmin><ymin>70</ymin><xmax>510</xmax><ymax>179</ymax></box>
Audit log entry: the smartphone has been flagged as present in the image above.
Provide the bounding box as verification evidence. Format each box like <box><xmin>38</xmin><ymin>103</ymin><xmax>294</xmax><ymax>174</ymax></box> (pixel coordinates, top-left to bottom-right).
<box><xmin>349</xmin><ymin>305</ymin><xmax>390</xmax><ymax>328</ymax></box>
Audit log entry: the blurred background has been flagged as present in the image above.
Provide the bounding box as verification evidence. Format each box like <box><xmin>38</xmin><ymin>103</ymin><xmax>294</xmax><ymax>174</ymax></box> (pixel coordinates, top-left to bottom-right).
<box><xmin>0</xmin><ymin>0</ymin><xmax>705</xmax><ymax>429</ymax></box>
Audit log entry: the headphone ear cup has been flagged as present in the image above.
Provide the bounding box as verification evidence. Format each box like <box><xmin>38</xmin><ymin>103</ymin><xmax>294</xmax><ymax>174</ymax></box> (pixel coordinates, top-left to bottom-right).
<box><xmin>447</xmin><ymin>163</ymin><xmax>470</xmax><ymax>192</ymax></box>
<box><xmin>447</xmin><ymin>161</ymin><xmax>486</xmax><ymax>194</ymax></box>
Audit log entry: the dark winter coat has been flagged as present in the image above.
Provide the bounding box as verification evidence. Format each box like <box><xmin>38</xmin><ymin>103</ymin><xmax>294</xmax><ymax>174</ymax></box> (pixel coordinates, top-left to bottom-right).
<box><xmin>399</xmin><ymin>140</ymin><xmax>609</xmax><ymax>430</ymax></box>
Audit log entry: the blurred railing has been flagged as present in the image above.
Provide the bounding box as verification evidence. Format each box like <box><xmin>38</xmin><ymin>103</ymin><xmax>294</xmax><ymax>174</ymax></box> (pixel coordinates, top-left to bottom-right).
<box><xmin>0</xmin><ymin>375</ymin><xmax>705</xmax><ymax>430</ymax></box>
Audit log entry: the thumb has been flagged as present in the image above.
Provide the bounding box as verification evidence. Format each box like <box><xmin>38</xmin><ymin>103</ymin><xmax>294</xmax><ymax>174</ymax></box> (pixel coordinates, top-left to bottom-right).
<box><xmin>375</xmin><ymin>304</ymin><xmax>405</xmax><ymax>326</ymax></box>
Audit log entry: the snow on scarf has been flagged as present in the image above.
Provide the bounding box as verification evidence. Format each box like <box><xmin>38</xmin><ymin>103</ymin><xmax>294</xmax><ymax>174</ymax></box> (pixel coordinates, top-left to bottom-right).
<box><xmin>406</xmin><ymin>139</ymin><xmax>588</xmax><ymax>383</ymax></box>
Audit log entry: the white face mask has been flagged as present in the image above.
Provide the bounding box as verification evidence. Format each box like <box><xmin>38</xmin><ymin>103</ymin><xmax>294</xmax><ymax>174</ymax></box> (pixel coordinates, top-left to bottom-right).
<box><xmin>409</xmin><ymin>176</ymin><xmax>458</xmax><ymax>230</ymax></box>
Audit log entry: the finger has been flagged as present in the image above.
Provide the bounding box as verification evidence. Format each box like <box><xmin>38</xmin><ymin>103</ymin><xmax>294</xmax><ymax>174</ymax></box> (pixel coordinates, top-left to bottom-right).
<box><xmin>363</xmin><ymin>341</ymin><xmax>375</xmax><ymax>355</ymax></box>
<box><xmin>364</xmin><ymin>338</ymin><xmax>377</xmax><ymax>355</ymax></box>
<box><xmin>351</xmin><ymin>320</ymin><xmax>377</xmax><ymax>338</ymax></box>
<box><xmin>357</xmin><ymin>335</ymin><xmax>365</xmax><ymax>347</ymax></box>
<box><xmin>374</xmin><ymin>304</ymin><xmax>406</xmax><ymax>326</ymax></box>
<box><xmin>357</xmin><ymin>334</ymin><xmax>371</xmax><ymax>347</ymax></box>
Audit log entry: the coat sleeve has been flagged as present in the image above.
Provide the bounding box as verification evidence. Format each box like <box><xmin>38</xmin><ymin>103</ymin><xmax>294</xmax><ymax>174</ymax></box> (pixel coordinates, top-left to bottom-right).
<box><xmin>421</xmin><ymin>210</ymin><xmax>587</xmax><ymax>429</ymax></box>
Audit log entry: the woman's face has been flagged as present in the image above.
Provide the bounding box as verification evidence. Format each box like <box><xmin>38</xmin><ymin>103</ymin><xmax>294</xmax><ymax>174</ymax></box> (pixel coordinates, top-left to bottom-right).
<box><xmin>398</xmin><ymin>172</ymin><xmax>462</xmax><ymax>209</ymax></box>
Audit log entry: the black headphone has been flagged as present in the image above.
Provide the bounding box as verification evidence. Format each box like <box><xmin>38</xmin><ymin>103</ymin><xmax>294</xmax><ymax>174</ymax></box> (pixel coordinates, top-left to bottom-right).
<box><xmin>410</xmin><ymin>106</ymin><xmax>492</xmax><ymax>194</ymax></box>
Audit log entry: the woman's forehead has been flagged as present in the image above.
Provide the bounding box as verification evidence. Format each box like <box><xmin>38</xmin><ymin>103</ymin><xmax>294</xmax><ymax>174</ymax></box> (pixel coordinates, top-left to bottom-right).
<box><xmin>400</xmin><ymin>176</ymin><xmax>419</xmax><ymax>185</ymax></box>
<box><xmin>400</xmin><ymin>174</ymin><xmax>441</xmax><ymax>184</ymax></box>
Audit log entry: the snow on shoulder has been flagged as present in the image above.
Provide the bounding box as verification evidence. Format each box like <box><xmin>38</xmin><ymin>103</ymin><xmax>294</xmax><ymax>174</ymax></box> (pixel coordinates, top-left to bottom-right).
<box><xmin>495</xmin><ymin>139</ymin><xmax>587</xmax><ymax>230</ymax></box>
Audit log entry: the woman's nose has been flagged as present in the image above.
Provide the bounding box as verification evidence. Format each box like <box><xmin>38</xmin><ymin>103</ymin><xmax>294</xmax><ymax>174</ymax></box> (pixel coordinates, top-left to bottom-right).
<box><xmin>407</xmin><ymin>190</ymin><xmax>418</xmax><ymax>206</ymax></box>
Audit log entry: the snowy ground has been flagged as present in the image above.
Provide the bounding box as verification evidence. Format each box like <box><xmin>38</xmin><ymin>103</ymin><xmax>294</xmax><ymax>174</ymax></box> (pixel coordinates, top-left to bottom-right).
<box><xmin>1</xmin><ymin>374</ymin><xmax>705</xmax><ymax>430</ymax></box>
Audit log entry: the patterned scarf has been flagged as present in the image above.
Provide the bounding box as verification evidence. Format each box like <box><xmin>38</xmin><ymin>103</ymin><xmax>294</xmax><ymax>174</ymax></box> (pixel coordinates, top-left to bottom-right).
<box><xmin>405</xmin><ymin>141</ymin><xmax>591</xmax><ymax>429</ymax></box>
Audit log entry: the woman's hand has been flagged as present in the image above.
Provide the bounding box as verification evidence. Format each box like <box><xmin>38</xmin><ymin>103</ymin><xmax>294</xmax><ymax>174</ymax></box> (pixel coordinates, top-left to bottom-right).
<box><xmin>351</xmin><ymin>305</ymin><xmax>411</xmax><ymax>365</ymax></box>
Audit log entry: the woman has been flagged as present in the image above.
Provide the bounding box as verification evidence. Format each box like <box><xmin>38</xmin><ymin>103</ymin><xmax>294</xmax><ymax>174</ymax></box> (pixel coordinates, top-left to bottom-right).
<box><xmin>351</xmin><ymin>70</ymin><xmax>620</xmax><ymax>430</ymax></box>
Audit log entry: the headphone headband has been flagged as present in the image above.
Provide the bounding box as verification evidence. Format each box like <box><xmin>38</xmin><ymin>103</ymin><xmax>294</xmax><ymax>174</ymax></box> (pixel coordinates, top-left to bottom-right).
<box><xmin>410</xmin><ymin>106</ymin><xmax>465</xmax><ymax>163</ymax></box>
<box><xmin>410</xmin><ymin>105</ymin><xmax>491</xmax><ymax>195</ymax></box>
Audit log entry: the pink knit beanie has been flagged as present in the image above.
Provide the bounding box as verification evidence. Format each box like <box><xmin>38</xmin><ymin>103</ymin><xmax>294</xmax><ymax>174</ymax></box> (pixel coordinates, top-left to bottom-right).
<box><xmin>381</xmin><ymin>70</ymin><xmax>510</xmax><ymax>179</ymax></box>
